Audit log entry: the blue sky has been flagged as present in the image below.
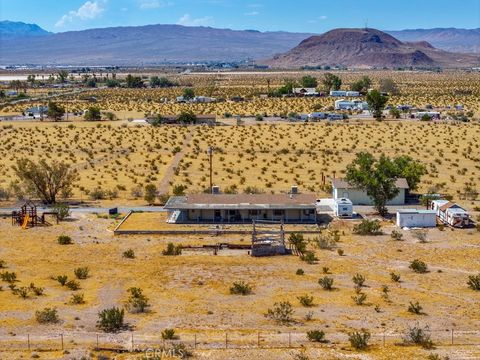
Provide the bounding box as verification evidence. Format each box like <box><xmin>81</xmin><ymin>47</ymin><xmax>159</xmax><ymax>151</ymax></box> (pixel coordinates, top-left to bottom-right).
<box><xmin>1</xmin><ymin>0</ymin><xmax>479</xmax><ymax>33</ymax></box>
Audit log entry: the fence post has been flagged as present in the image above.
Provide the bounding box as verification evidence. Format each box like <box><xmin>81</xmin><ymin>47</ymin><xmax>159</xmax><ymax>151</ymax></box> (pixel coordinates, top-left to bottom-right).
<box><xmin>288</xmin><ymin>332</ymin><xmax>291</xmax><ymax>348</ymax></box>
<box><xmin>383</xmin><ymin>332</ymin><xmax>385</xmax><ymax>347</ymax></box>
<box><xmin>257</xmin><ymin>332</ymin><xmax>260</xmax><ymax>348</ymax></box>
<box><xmin>96</xmin><ymin>334</ymin><xmax>99</xmax><ymax>350</ymax></box>
<box><xmin>61</xmin><ymin>333</ymin><xmax>64</xmax><ymax>350</ymax></box>
<box><xmin>225</xmin><ymin>332</ymin><xmax>228</xmax><ymax>349</ymax></box>
<box><xmin>451</xmin><ymin>329</ymin><xmax>454</xmax><ymax>345</ymax></box>
<box><xmin>27</xmin><ymin>333</ymin><xmax>30</xmax><ymax>351</ymax></box>
<box><xmin>194</xmin><ymin>333</ymin><xmax>197</xmax><ymax>349</ymax></box>
<box><xmin>131</xmin><ymin>333</ymin><xmax>134</xmax><ymax>352</ymax></box>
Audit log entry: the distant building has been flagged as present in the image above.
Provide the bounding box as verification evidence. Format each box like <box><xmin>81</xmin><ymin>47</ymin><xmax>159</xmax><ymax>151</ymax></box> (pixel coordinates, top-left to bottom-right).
<box><xmin>330</xmin><ymin>90</ymin><xmax>347</xmax><ymax>97</ymax></box>
<box><xmin>293</xmin><ymin>88</ymin><xmax>319</xmax><ymax>97</ymax></box>
<box><xmin>308</xmin><ymin>112</ymin><xmax>327</xmax><ymax>120</ymax></box>
<box><xmin>24</xmin><ymin>106</ymin><xmax>48</xmax><ymax>119</ymax></box>
<box><xmin>431</xmin><ymin>201</ymin><xmax>470</xmax><ymax>228</ymax></box>
<box><xmin>332</xmin><ymin>178</ymin><xmax>409</xmax><ymax>205</ymax></box>
<box><xmin>346</xmin><ymin>91</ymin><xmax>361</xmax><ymax>97</ymax></box>
<box><xmin>335</xmin><ymin>99</ymin><xmax>369</xmax><ymax>110</ymax></box>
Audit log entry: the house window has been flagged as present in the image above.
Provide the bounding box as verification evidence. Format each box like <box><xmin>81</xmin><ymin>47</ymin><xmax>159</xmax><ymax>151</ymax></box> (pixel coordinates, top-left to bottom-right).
<box><xmin>249</xmin><ymin>210</ymin><xmax>259</xmax><ymax>216</ymax></box>
<box><xmin>273</xmin><ymin>209</ymin><xmax>284</xmax><ymax>216</ymax></box>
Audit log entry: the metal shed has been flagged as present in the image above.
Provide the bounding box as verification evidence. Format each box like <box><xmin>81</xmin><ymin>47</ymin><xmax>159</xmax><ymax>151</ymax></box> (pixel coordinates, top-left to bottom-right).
<box><xmin>396</xmin><ymin>209</ymin><xmax>437</xmax><ymax>228</ymax></box>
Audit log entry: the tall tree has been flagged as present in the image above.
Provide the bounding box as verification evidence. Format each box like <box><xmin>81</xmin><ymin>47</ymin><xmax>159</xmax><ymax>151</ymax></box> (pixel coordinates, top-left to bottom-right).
<box><xmin>57</xmin><ymin>70</ymin><xmax>69</xmax><ymax>83</ymax></box>
<box><xmin>177</xmin><ymin>111</ymin><xmax>197</xmax><ymax>124</ymax></box>
<box><xmin>350</xmin><ymin>76</ymin><xmax>372</xmax><ymax>93</ymax></box>
<box><xmin>379</xmin><ymin>78</ymin><xmax>400</xmax><ymax>95</ymax></box>
<box><xmin>322</xmin><ymin>73</ymin><xmax>342</xmax><ymax>91</ymax></box>
<box><xmin>182</xmin><ymin>88</ymin><xmax>195</xmax><ymax>100</ymax></box>
<box><xmin>393</xmin><ymin>155</ymin><xmax>426</xmax><ymax>191</ymax></box>
<box><xmin>346</xmin><ymin>153</ymin><xmax>400</xmax><ymax>216</ymax></box>
<box><xmin>12</xmin><ymin>159</ymin><xmax>78</xmax><ymax>204</ymax></box>
<box><xmin>84</xmin><ymin>106</ymin><xmax>102</xmax><ymax>121</ymax></box>
<box><xmin>300</xmin><ymin>75</ymin><xmax>318</xmax><ymax>88</ymax></box>
<box><xmin>366</xmin><ymin>90</ymin><xmax>388</xmax><ymax>120</ymax></box>
<box><xmin>47</xmin><ymin>101</ymin><xmax>65</xmax><ymax>121</ymax></box>
<box><xmin>125</xmin><ymin>74</ymin><xmax>144</xmax><ymax>88</ymax></box>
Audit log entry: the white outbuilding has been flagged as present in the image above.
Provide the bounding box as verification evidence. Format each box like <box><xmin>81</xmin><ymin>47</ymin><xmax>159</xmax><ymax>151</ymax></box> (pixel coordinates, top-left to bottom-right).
<box><xmin>396</xmin><ymin>209</ymin><xmax>437</xmax><ymax>228</ymax></box>
<box><xmin>334</xmin><ymin>198</ymin><xmax>353</xmax><ymax>217</ymax></box>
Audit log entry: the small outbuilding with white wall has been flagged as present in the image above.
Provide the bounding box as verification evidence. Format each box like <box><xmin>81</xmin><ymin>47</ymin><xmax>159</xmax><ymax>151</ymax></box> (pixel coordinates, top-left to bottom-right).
<box><xmin>334</xmin><ymin>198</ymin><xmax>353</xmax><ymax>217</ymax></box>
<box><xmin>396</xmin><ymin>209</ymin><xmax>437</xmax><ymax>228</ymax></box>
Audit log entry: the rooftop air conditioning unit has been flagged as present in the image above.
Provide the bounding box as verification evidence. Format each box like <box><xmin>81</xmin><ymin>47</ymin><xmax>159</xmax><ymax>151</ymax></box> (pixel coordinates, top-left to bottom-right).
<box><xmin>212</xmin><ymin>186</ymin><xmax>220</xmax><ymax>194</ymax></box>
<box><xmin>291</xmin><ymin>186</ymin><xmax>298</xmax><ymax>194</ymax></box>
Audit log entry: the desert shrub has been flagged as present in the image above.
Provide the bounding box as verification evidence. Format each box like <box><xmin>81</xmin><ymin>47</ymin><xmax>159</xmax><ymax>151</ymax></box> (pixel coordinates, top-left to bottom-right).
<box><xmin>0</xmin><ymin>271</ymin><xmax>17</xmax><ymax>283</ymax></box>
<box><xmin>352</xmin><ymin>292</ymin><xmax>367</xmax><ymax>305</ymax></box>
<box><xmin>144</xmin><ymin>184</ymin><xmax>157</xmax><ymax>204</ymax></box>
<box><xmin>300</xmin><ymin>251</ymin><xmax>318</xmax><ymax>264</ymax></box>
<box><xmin>125</xmin><ymin>287</ymin><xmax>150</xmax><ymax>313</ymax></box>
<box><xmin>170</xmin><ymin>342</ymin><xmax>192</xmax><ymax>358</ymax></box>
<box><xmin>288</xmin><ymin>233</ymin><xmax>307</xmax><ymax>254</ymax></box>
<box><xmin>315</xmin><ymin>232</ymin><xmax>337</xmax><ymax>250</ymax></box>
<box><xmin>403</xmin><ymin>324</ymin><xmax>434</xmax><ymax>349</ymax></box>
<box><xmin>296</xmin><ymin>268</ymin><xmax>304</xmax><ymax>275</ymax></box>
<box><xmin>391</xmin><ymin>229</ymin><xmax>403</xmax><ymax>241</ymax></box>
<box><xmin>297</xmin><ymin>294</ymin><xmax>314</xmax><ymax>307</ymax></box>
<box><xmin>390</xmin><ymin>272</ymin><xmax>401</xmax><ymax>282</ymax></box>
<box><xmin>292</xmin><ymin>350</ymin><xmax>310</xmax><ymax>360</ymax></box>
<box><xmin>412</xmin><ymin>229</ymin><xmax>428</xmax><ymax>243</ymax></box>
<box><xmin>57</xmin><ymin>235</ymin><xmax>72</xmax><ymax>245</ymax></box>
<box><xmin>265</xmin><ymin>301</ymin><xmax>293</xmax><ymax>323</ymax></box>
<box><xmin>56</xmin><ymin>275</ymin><xmax>68</xmax><ymax>286</ymax></box>
<box><xmin>337</xmin><ymin>249</ymin><xmax>344</xmax><ymax>256</ymax></box>
<box><xmin>74</xmin><ymin>267</ymin><xmax>89</xmax><ymax>279</ymax></box>
<box><xmin>97</xmin><ymin>307</ymin><xmax>125</xmax><ymax>332</ymax></box>
<box><xmin>161</xmin><ymin>328</ymin><xmax>177</xmax><ymax>340</ymax></box>
<box><xmin>352</xmin><ymin>274</ymin><xmax>366</xmax><ymax>287</ymax></box>
<box><xmin>172</xmin><ymin>184</ymin><xmax>187</xmax><ymax>196</ymax></box>
<box><xmin>229</xmin><ymin>281</ymin><xmax>252</xmax><ymax>295</ymax></box>
<box><xmin>29</xmin><ymin>283</ymin><xmax>44</xmax><ymax>296</ymax></box>
<box><xmin>162</xmin><ymin>243</ymin><xmax>182</xmax><ymax>256</ymax></box>
<box><xmin>409</xmin><ymin>259</ymin><xmax>428</xmax><ymax>273</ymax></box>
<box><xmin>349</xmin><ymin>330</ymin><xmax>370</xmax><ymax>350</ymax></box>
<box><xmin>353</xmin><ymin>219</ymin><xmax>382</xmax><ymax>235</ymax></box>
<box><xmin>318</xmin><ymin>276</ymin><xmax>334</xmax><ymax>290</ymax></box>
<box><xmin>66</xmin><ymin>280</ymin><xmax>80</xmax><ymax>291</ymax></box>
<box><xmin>70</xmin><ymin>293</ymin><xmax>85</xmax><ymax>305</ymax></box>
<box><xmin>123</xmin><ymin>249</ymin><xmax>135</xmax><ymax>259</ymax></box>
<box><xmin>35</xmin><ymin>308</ymin><xmax>59</xmax><ymax>324</ymax></box>
<box><xmin>15</xmin><ymin>286</ymin><xmax>29</xmax><ymax>298</ymax></box>
<box><xmin>0</xmin><ymin>260</ymin><xmax>5</xmax><ymax>268</ymax></box>
<box><xmin>307</xmin><ymin>330</ymin><xmax>326</xmax><ymax>342</ymax></box>
<box><xmin>322</xmin><ymin>267</ymin><xmax>330</xmax><ymax>274</ymax></box>
<box><xmin>467</xmin><ymin>274</ymin><xmax>480</xmax><ymax>290</ymax></box>
<box><xmin>89</xmin><ymin>187</ymin><xmax>106</xmax><ymax>200</ymax></box>
<box><xmin>408</xmin><ymin>301</ymin><xmax>423</xmax><ymax>315</ymax></box>
<box><xmin>52</xmin><ymin>203</ymin><xmax>70</xmax><ymax>220</ymax></box>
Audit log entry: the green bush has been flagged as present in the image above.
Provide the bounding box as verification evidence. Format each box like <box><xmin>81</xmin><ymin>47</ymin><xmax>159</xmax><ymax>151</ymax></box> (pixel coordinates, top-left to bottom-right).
<box><xmin>0</xmin><ymin>271</ymin><xmax>17</xmax><ymax>283</ymax></box>
<box><xmin>352</xmin><ymin>274</ymin><xmax>366</xmax><ymax>287</ymax></box>
<box><xmin>161</xmin><ymin>328</ymin><xmax>177</xmax><ymax>340</ymax></box>
<box><xmin>70</xmin><ymin>293</ymin><xmax>85</xmax><ymax>305</ymax></box>
<box><xmin>125</xmin><ymin>287</ymin><xmax>150</xmax><ymax>313</ymax></box>
<box><xmin>407</xmin><ymin>301</ymin><xmax>423</xmax><ymax>315</ymax></box>
<box><xmin>403</xmin><ymin>325</ymin><xmax>434</xmax><ymax>349</ymax></box>
<box><xmin>265</xmin><ymin>301</ymin><xmax>293</xmax><ymax>323</ymax></box>
<box><xmin>390</xmin><ymin>229</ymin><xmax>403</xmax><ymax>241</ymax></box>
<box><xmin>318</xmin><ymin>276</ymin><xmax>334</xmax><ymax>290</ymax></box>
<box><xmin>352</xmin><ymin>292</ymin><xmax>367</xmax><ymax>305</ymax></box>
<box><xmin>97</xmin><ymin>307</ymin><xmax>125</xmax><ymax>332</ymax></box>
<box><xmin>56</xmin><ymin>275</ymin><xmax>68</xmax><ymax>286</ymax></box>
<box><xmin>229</xmin><ymin>281</ymin><xmax>252</xmax><ymax>295</ymax></box>
<box><xmin>307</xmin><ymin>330</ymin><xmax>326</xmax><ymax>342</ymax></box>
<box><xmin>123</xmin><ymin>249</ymin><xmax>135</xmax><ymax>259</ymax></box>
<box><xmin>467</xmin><ymin>274</ymin><xmax>480</xmax><ymax>290</ymax></box>
<box><xmin>296</xmin><ymin>268</ymin><xmax>304</xmax><ymax>275</ymax></box>
<box><xmin>35</xmin><ymin>308</ymin><xmax>59</xmax><ymax>324</ymax></box>
<box><xmin>353</xmin><ymin>219</ymin><xmax>382</xmax><ymax>235</ymax></box>
<box><xmin>57</xmin><ymin>235</ymin><xmax>72</xmax><ymax>245</ymax></box>
<box><xmin>409</xmin><ymin>259</ymin><xmax>428</xmax><ymax>273</ymax></box>
<box><xmin>66</xmin><ymin>280</ymin><xmax>80</xmax><ymax>291</ymax></box>
<box><xmin>74</xmin><ymin>267</ymin><xmax>89</xmax><ymax>280</ymax></box>
<box><xmin>297</xmin><ymin>294</ymin><xmax>314</xmax><ymax>307</ymax></box>
<box><xmin>162</xmin><ymin>243</ymin><xmax>182</xmax><ymax>256</ymax></box>
<box><xmin>300</xmin><ymin>251</ymin><xmax>318</xmax><ymax>264</ymax></box>
<box><xmin>52</xmin><ymin>203</ymin><xmax>70</xmax><ymax>220</ymax></box>
<box><xmin>390</xmin><ymin>272</ymin><xmax>401</xmax><ymax>282</ymax></box>
<box><xmin>348</xmin><ymin>330</ymin><xmax>370</xmax><ymax>350</ymax></box>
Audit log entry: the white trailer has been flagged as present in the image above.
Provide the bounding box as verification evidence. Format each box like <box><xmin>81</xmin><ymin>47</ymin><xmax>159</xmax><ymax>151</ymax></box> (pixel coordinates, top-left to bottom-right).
<box><xmin>334</xmin><ymin>198</ymin><xmax>353</xmax><ymax>218</ymax></box>
<box><xmin>396</xmin><ymin>209</ymin><xmax>437</xmax><ymax>228</ymax></box>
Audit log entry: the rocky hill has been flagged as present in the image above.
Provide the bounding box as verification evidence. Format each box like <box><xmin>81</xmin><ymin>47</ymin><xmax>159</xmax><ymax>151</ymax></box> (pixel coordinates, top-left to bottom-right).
<box><xmin>0</xmin><ymin>20</ymin><xmax>50</xmax><ymax>40</ymax></box>
<box><xmin>264</xmin><ymin>28</ymin><xmax>479</xmax><ymax>69</ymax></box>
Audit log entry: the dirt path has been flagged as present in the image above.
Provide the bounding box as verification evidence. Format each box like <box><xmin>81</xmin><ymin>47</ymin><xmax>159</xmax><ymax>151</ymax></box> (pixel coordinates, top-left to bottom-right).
<box><xmin>158</xmin><ymin>127</ymin><xmax>195</xmax><ymax>194</ymax></box>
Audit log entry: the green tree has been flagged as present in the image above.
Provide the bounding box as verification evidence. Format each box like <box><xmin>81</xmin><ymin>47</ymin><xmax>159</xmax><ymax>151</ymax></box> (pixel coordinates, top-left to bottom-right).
<box><xmin>57</xmin><ymin>70</ymin><xmax>69</xmax><ymax>83</ymax></box>
<box><xmin>144</xmin><ymin>184</ymin><xmax>157</xmax><ymax>204</ymax></box>
<box><xmin>276</xmin><ymin>79</ymin><xmax>296</xmax><ymax>95</ymax></box>
<box><xmin>393</xmin><ymin>155</ymin><xmax>426</xmax><ymax>191</ymax></box>
<box><xmin>322</xmin><ymin>73</ymin><xmax>342</xmax><ymax>91</ymax></box>
<box><xmin>300</xmin><ymin>75</ymin><xmax>318</xmax><ymax>88</ymax></box>
<box><xmin>106</xmin><ymin>79</ymin><xmax>120</xmax><ymax>88</ymax></box>
<box><xmin>366</xmin><ymin>90</ymin><xmax>388</xmax><ymax>120</ymax></box>
<box><xmin>47</xmin><ymin>101</ymin><xmax>65</xmax><ymax>121</ymax></box>
<box><xmin>350</xmin><ymin>76</ymin><xmax>372</xmax><ymax>92</ymax></box>
<box><xmin>389</xmin><ymin>108</ymin><xmax>401</xmax><ymax>119</ymax></box>
<box><xmin>379</xmin><ymin>78</ymin><xmax>400</xmax><ymax>95</ymax></box>
<box><xmin>346</xmin><ymin>152</ymin><xmax>401</xmax><ymax>216</ymax></box>
<box><xmin>12</xmin><ymin>159</ymin><xmax>78</xmax><ymax>204</ymax></box>
<box><xmin>150</xmin><ymin>76</ymin><xmax>175</xmax><ymax>88</ymax></box>
<box><xmin>182</xmin><ymin>88</ymin><xmax>195</xmax><ymax>100</ymax></box>
<box><xmin>177</xmin><ymin>111</ymin><xmax>196</xmax><ymax>124</ymax></box>
<box><xmin>125</xmin><ymin>74</ymin><xmax>144</xmax><ymax>88</ymax></box>
<box><xmin>84</xmin><ymin>106</ymin><xmax>102</xmax><ymax>121</ymax></box>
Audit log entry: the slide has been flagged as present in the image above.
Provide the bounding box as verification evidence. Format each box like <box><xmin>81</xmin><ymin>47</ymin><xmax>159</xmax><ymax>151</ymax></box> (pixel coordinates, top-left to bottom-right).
<box><xmin>21</xmin><ymin>214</ymin><xmax>30</xmax><ymax>229</ymax></box>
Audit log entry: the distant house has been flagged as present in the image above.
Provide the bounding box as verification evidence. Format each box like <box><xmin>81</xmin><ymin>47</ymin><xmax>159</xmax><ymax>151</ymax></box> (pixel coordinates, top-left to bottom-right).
<box><xmin>293</xmin><ymin>88</ymin><xmax>319</xmax><ymax>97</ymax></box>
<box><xmin>309</xmin><ymin>112</ymin><xmax>327</xmax><ymax>120</ymax></box>
<box><xmin>327</xmin><ymin>113</ymin><xmax>344</xmax><ymax>120</ymax></box>
<box><xmin>148</xmin><ymin>114</ymin><xmax>217</xmax><ymax>125</ymax></box>
<box><xmin>164</xmin><ymin>192</ymin><xmax>318</xmax><ymax>224</ymax></box>
<box><xmin>346</xmin><ymin>91</ymin><xmax>361</xmax><ymax>97</ymax></box>
<box><xmin>415</xmin><ymin>111</ymin><xmax>440</xmax><ymax>119</ymax></box>
<box><xmin>330</xmin><ymin>90</ymin><xmax>347</xmax><ymax>97</ymax></box>
<box><xmin>332</xmin><ymin>178</ymin><xmax>409</xmax><ymax>205</ymax></box>
<box><xmin>192</xmin><ymin>96</ymin><xmax>216</xmax><ymax>103</ymax></box>
<box><xmin>24</xmin><ymin>106</ymin><xmax>48</xmax><ymax>119</ymax></box>
<box><xmin>335</xmin><ymin>99</ymin><xmax>369</xmax><ymax>110</ymax></box>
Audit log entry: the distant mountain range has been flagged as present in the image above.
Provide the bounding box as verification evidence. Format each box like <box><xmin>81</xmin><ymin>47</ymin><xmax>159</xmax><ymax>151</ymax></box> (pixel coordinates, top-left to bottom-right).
<box><xmin>0</xmin><ymin>20</ymin><xmax>51</xmax><ymax>40</ymax></box>
<box><xmin>264</xmin><ymin>28</ymin><xmax>480</xmax><ymax>69</ymax></box>
<box><xmin>0</xmin><ymin>21</ymin><xmax>478</xmax><ymax>66</ymax></box>
<box><xmin>386</xmin><ymin>28</ymin><xmax>480</xmax><ymax>54</ymax></box>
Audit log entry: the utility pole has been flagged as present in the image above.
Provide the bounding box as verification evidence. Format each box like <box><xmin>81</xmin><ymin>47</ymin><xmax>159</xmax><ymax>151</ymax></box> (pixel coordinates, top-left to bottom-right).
<box><xmin>208</xmin><ymin>146</ymin><xmax>213</xmax><ymax>192</ymax></box>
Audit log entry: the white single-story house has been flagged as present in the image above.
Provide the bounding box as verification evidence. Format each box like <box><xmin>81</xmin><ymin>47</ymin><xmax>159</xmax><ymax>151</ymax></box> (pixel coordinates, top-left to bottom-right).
<box><xmin>346</xmin><ymin>91</ymin><xmax>361</xmax><ymax>97</ymax></box>
<box><xmin>334</xmin><ymin>198</ymin><xmax>353</xmax><ymax>217</ymax></box>
<box><xmin>396</xmin><ymin>209</ymin><xmax>437</xmax><ymax>228</ymax></box>
<box><xmin>24</xmin><ymin>106</ymin><xmax>48</xmax><ymax>119</ymax></box>
<box><xmin>332</xmin><ymin>178</ymin><xmax>409</xmax><ymax>205</ymax></box>
<box><xmin>293</xmin><ymin>88</ymin><xmax>319</xmax><ymax>97</ymax></box>
<box><xmin>164</xmin><ymin>192</ymin><xmax>318</xmax><ymax>224</ymax></box>
<box><xmin>335</xmin><ymin>99</ymin><xmax>369</xmax><ymax>110</ymax></box>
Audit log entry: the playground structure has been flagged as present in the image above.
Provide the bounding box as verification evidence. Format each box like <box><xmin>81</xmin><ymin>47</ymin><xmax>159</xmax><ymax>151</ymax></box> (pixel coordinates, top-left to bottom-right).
<box><xmin>11</xmin><ymin>201</ymin><xmax>59</xmax><ymax>229</ymax></box>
